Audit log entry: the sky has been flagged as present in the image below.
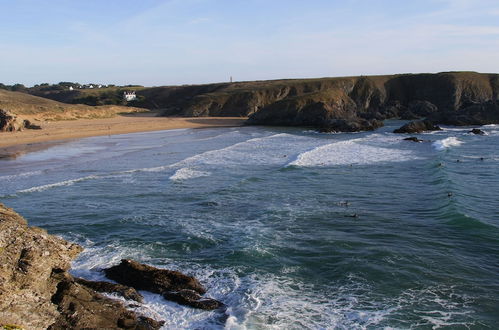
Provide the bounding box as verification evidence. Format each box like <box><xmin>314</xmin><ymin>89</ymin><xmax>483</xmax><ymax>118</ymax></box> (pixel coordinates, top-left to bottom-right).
<box><xmin>0</xmin><ymin>0</ymin><xmax>498</xmax><ymax>86</ymax></box>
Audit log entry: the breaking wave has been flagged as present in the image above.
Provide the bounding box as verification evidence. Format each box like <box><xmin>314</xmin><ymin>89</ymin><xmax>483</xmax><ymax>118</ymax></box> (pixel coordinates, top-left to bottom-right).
<box><xmin>17</xmin><ymin>175</ymin><xmax>101</xmax><ymax>193</ymax></box>
<box><xmin>432</xmin><ymin>137</ymin><xmax>463</xmax><ymax>151</ymax></box>
<box><xmin>288</xmin><ymin>138</ymin><xmax>420</xmax><ymax>167</ymax></box>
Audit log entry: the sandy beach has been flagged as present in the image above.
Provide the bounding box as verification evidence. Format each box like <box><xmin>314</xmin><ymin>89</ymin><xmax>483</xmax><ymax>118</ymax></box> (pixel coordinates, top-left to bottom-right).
<box><xmin>0</xmin><ymin>114</ymin><xmax>246</xmax><ymax>158</ymax></box>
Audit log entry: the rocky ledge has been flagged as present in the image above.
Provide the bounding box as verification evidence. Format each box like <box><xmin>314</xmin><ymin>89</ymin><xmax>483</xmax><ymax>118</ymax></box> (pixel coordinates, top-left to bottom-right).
<box><xmin>0</xmin><ymin>109</ymin><xmax>41</xmax><ymax>132</ymax></box>
<box><xmin>0</xmin><ymin>204</ymin><xmax>223</xmax><ymax>329</ymax></box>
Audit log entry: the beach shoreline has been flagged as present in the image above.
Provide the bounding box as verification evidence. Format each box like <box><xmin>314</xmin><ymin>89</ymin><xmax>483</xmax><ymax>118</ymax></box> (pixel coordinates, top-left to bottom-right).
<box><xmin>0</xmin><ymin>114</ymin><xmax>247</xmax><ymax>158</ymax></box>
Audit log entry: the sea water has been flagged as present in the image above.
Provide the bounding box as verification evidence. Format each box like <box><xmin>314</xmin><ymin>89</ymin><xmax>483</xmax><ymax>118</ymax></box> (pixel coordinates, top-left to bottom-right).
<box><xmin>1</xmin><ymin>121</ymin><xmax>498</xmax><ymax>329</ymax></box>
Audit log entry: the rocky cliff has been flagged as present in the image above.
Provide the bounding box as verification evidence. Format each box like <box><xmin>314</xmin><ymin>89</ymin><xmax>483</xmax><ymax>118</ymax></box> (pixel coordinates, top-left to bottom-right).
<box><xmin>137</xmin><ymin>72</ymin><xmax>499</xmax><ymax>132</ymax></box>
<box><xmin>0</xmin><ymin>204</ymin><xmax>164</xmax><ymax>329</ymax></box>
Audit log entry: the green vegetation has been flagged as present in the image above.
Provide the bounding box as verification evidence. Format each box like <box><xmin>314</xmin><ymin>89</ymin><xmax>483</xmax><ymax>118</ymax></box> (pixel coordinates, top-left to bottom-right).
<box><xmin>11</xmin><ymin>82</ymin><xmax>148</xmax><ymax>106</ymax></box>
<box><xmin>1</xmin><ymin>324</ymin><xmax>24</xmax><ymax>330</ymax></box>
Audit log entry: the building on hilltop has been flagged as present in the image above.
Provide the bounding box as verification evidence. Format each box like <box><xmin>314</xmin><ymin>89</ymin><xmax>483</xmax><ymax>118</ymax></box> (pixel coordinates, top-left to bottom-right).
<box><xmin>123</xmin><ymin>91</ymin><xmax>137</xmax><ymax>102</ymax></box>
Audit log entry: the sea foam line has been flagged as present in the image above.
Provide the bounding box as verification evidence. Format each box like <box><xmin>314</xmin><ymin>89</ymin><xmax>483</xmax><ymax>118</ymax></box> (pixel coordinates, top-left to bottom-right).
<box><xmin>0</xmin><ymin>170</ymin><xmax>43</xmax><ymax>181</ymax></box>
<box><xmin>15</xmin><ymin>134</ymin><xmax>284</xmax><ymax>193</ymax></box>
<box><xmin>17</xmin><ymin>175</ymin><xmax>101</xmax><ymax>193</ymax></box>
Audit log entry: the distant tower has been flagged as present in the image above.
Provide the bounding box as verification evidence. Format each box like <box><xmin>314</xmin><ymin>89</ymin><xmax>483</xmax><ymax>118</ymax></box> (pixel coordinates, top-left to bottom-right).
<box><xmin>230</xmin><ymin>76</ymin><xmax>233</xmax><ymax>83</ymax></box>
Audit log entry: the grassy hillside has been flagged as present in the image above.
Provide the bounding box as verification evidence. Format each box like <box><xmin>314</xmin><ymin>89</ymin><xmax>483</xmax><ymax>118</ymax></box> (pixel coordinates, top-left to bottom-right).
<box><xmin>27</xmin><ymin>86</ymin><xmax>147</xmax><ymax>107</ymax></box>
<box><xmin>0</xmin><ymin>89</ymin><xmax>146</xmax><ymax>121</ymax></box>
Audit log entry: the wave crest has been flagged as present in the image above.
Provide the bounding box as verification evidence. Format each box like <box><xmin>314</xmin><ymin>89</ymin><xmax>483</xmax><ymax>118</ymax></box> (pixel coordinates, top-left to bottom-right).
<box><xmin>432</xmin><ymin>137</ymin><xmax>463</xmax><ymax>151</ymax></box>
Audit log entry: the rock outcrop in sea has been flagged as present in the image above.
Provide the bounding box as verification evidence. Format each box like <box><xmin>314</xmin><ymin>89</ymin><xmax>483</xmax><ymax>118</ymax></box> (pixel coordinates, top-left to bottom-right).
<box><xmin>393</xmin><ymin>120</ymin><xmax>442</xmax><ymax>134</ymax></box>
<box><xmin>128</xmin><ymin>72</ymin><xmax>499</xmax><ymax>132</ymax></box>
<box><xmin>0</xmin><ymin>203</ymin><xmax>222</xmax><ymax>329</ymax></box>
<box><xmin>105</xmin><ymin>259</ymin><xmax>224</xmax><ymax>310</ymax></box>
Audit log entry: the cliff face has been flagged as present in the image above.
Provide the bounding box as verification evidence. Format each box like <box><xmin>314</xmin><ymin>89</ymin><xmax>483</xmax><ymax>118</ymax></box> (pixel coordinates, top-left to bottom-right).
<box><xmin>137</xmin><ymin>72</ymin><xmax>499</xmax><ymax>131</ymax></box>
<box><xmin>0</xmin><ymin>204</ymin><xmax>82</xmax><ymax>329</ymax></box>
<box><xmin>0</xmin><ymin>204</ymin><xmax>164</xmax><ymax>329</ymax></box>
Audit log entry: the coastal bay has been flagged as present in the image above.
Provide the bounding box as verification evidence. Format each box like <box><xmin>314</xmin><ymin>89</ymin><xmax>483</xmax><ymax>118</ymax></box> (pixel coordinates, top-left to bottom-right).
<box><xmin>1</xmin><ymin>122</ymin><xmax>498</xmax><ymax>328</ymax></box>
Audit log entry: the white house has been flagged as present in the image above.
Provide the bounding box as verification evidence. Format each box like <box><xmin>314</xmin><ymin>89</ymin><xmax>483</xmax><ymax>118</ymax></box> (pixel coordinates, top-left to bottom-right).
<box><xmin>69</xmin><ymin>86</ymin><xmax>74</xmax><ymax>91</ymax></box>
<box><xmin>123</xmin><ymin>91</ymin><xmax>137</xmax><ymax>102</ymax></box>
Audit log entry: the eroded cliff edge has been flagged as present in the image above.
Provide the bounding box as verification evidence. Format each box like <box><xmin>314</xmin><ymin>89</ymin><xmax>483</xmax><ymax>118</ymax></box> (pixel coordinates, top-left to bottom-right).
<box><xmin>0</xmin><ymin>204</ymin><xmax>164</xmax><ymax>329</ymax></box>
<box><xmin>137</xmin><ymin>72</ymin><xmax>499</xmax><ymax>131</ymax></box>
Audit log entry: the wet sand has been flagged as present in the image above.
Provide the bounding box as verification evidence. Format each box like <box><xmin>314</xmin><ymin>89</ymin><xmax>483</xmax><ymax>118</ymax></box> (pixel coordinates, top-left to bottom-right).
<box><xmin>0</xmin><ymin>114</ymin><xmax>247</xmax><ymax>158</ymax></box>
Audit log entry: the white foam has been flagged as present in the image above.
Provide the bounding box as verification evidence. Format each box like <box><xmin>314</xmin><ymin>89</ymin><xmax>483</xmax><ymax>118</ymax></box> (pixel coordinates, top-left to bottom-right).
<box><xmin>288</xmin><ymin>139</ymin><xmax>419</xmax><ymax>167</ymax></box>
<box><xmin>169</xmin><ymin>168</ymin><xmax>211</xmax><ymax>181</ymax></box>
<box><xmin>432</xmin><ymin>137</ymin><xmax>463</xmax><ymax>151</ymax></box>
<box><xmin>18</xmin><ymin>175</ymin><xmax>100</xmax><ymax>193</ymax></box>
<box><xmin>67</xmin><ymin>242</ymin><xmax>480</xmax><ymax>330</ymax></box>
<box><xmin>0</xmin><ymin>170</ymin><xmax>43</xmax><ymax>181</ymax></box>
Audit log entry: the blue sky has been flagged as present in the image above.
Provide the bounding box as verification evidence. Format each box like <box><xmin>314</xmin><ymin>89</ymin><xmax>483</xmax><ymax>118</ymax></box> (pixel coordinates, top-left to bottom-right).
<box><xmin>0</xmin><ymin>0</ymin><xmax>498</xmax><ymax>86</ymax></box>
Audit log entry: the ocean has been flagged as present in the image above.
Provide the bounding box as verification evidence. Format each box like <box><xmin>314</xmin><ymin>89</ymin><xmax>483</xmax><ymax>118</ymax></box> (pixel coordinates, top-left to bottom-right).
<box><xmin>1</xmin><ymin>121</ymin><xmax>498</xmax><ymax>329</ymax></box>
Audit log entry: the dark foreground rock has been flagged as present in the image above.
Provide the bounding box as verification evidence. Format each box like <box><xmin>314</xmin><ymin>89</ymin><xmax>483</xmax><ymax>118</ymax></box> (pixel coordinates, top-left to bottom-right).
<box><xmin>50</xmin><ymin>273</ymin><xmax>163</xmax><ymax>330</ymax></box>
<box><xmin>105</xmin><ymin>259</ymin><xmax>224</xmax><ymax>310</ymax></box>
<box><xmin>163</xmin><ymin>289</ymin><xmax>225</xmax><ymax>310</ymax></box>
<box><xmin>403</xmin><ymin>137</ymin><xmax>424</xmax><ymax>143</ymax></box>
<box><xmin>393</xmin><ymin>120</ymin><xmax>442</xmax><ymax>133</ymax></box>
<box><xmin>75</xmin><ymin>277</ymin><xmax>144</xmax><ymax>302</ymax></box>
<box><xmin>0</xmin><ymin>203</ymin><xmax>164</xmax><ymax>329</ymax></box>
<box><xmin>469</xmin><ymin>128</ymin><xmax>486</xmax><ymax>135</ymax></box>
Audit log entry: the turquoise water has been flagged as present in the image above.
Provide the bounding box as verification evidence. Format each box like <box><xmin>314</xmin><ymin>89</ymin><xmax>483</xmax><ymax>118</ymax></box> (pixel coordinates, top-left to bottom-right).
<box><xmin>1</xmin><ymin>122</ymin><xmax>498</xmax><ymax>329</ymax></box>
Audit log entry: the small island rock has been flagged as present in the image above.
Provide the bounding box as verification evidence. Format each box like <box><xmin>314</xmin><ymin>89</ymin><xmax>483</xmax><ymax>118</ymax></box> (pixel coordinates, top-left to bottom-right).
<box><xmin>394</xmin><ymin>120</ymin><xmax>442</xmax><ymax>133</ymax></box>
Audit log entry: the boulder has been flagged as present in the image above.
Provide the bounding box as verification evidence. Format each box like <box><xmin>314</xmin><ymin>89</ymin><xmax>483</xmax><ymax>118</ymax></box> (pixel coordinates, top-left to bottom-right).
<box><xmin>469</xmin><ymin>128</ymin><xmax>486</xmax><ymax>135</ymax></box>
<box><xmin>105</xmin><ymin>259</ymin><xmax>224</xmax><ymax>310</ymax></box>
<box><xmin>105</xmin><ymin>259</ymin><xmax>206</xmax><ymax>294</ymax></box>
<box><xmin>50</xmin><ymin>272</ymin><xmax>163</xmax><ymax>330</ymax></box>
<box><xmin>393</xmin><ymin>120</ymin><xmax>442</xmax><ymax>133</ymax></box>
<box><xmin>23</xmin><ymin>119</ymin><xmax>42</xmax><ymax>130</ymax></box>
<box><xmin>75</xmin><ymin>277</ymin><xmax>144</xmax><ymax>302</ymax></box>
<box><xmin>163</xmin><ymin>289</ymin><xmax>225</xmax><ymax>310</ymax></box>
<box><xmin>403</xmin><ymin>137</ymin><xmax>424</xmax><ymax>142</ymax></box>
<box><xmin>0</xmin><ymin>109</ymin><xmax>25</xmax><ymax>132</ymax></box>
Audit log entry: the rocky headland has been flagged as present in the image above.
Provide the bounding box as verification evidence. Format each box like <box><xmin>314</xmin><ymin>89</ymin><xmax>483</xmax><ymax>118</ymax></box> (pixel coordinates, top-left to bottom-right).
<box><xmin>3</xmin><ymin>72</ymin><xmax>498</xmax><ymax>136</ymax></box>
<box><xmin>0</xmin><ymin>203</ymin><xmax>223</xmax><ymax>329</ymax></box>
<box><xmin>128</xmin><ymin>72</ymin><xmax>499</xmax><ymax>132</ymax></box>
